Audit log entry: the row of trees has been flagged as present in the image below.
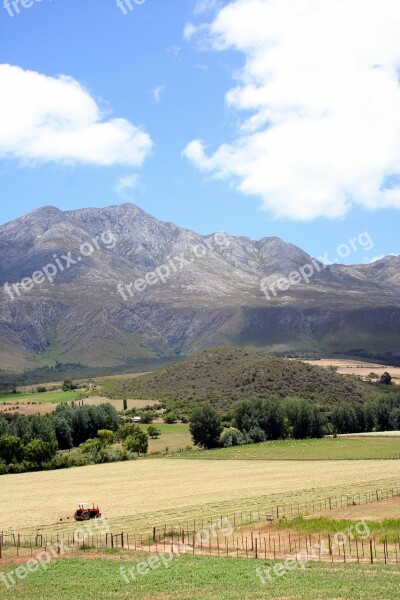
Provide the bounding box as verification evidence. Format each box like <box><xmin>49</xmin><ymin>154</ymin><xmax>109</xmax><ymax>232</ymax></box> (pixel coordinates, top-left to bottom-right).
<box><xmin>0</xmin><ymin>404</ymin><xmax>149</xmax><ymax>475</ymax></box>
<box><xmin>189</xmin><ymin>393</ymin><xmax>400</xmax><ymax>449</ymax></box>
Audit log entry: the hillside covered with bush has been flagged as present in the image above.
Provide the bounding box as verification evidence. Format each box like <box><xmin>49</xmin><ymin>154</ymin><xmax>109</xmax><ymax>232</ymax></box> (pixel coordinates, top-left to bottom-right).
<box><xmin>97</xmin><ymin>346</ymin><xmax>387</xmax><ymax>411</ymax></box>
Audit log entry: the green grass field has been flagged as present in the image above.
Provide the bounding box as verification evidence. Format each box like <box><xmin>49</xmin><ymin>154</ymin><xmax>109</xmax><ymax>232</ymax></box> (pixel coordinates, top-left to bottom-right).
<box><xmin>1</xmin><ymin>554</ymin><xmax>400</xmax><ymax>599</ymax></box>
<box><xmin>138</xmin><ymin>423</ymin><xmax>193</xmax><ymax>454</ymax></box>
<box><xmin>0</xmin><ymin>390</ymin><xmax>80</xmax><ymax>404</ymax></box>
<box><xmin>276</xmin><ymin>516</ymin><xmax>400</xmax><ymax>542</ymax></box>
<box><xmin>178</xmin><ymin>436</ymin><xmax>400</xmax><ymax>460</ymax></box>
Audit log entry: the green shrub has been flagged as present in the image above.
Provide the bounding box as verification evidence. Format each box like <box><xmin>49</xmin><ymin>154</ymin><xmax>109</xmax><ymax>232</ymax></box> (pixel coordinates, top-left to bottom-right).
<box><xmin>220</xmin><ymin>428</ymin><xmax>247</xmax><ymax>447</ymax></box>
<box><xmin>164</xmin><ymin>412</ymin><xmax>178</xmax><ymax>424</ymax></box>
<box><xmin>7</xmin><ymin>462</ymin><xmax>27</xmax><ymax>474</ymax></box>
<box><xmin>123</xmin><ymin>430</ymin><xmax>148</xmax><ymax>455</ymax></box>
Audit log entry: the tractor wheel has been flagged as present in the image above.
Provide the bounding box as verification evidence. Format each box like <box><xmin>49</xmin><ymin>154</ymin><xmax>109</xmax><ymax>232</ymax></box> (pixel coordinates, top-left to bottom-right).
<box><xmin>81</xmin><ymin>510</ymin><xmax>90</xmax><ymax>521</ymax></box>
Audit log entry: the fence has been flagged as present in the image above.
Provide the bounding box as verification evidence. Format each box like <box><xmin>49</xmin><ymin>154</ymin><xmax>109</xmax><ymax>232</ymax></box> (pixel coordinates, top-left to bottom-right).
<box><xmin>1</xmin><ymin>529</ymin><xmax>400</xmax><ymax>566</ymax></box>
<box><xmin>1</xmin><ymin>485</ymin><xmax>399</xmax><ymax>565</ymax></box>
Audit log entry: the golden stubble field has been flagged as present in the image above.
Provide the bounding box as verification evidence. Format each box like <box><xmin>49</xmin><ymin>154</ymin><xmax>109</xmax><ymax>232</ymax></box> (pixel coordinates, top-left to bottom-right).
<box><xmin>303</xmin><ymin>358</ymin><xmax>400</xmax><ymax>383</ymax></box>
<box><xmin>2</xmin><ymin>459</ymin><xmax>400</xmax><ymax>535</ymax></box>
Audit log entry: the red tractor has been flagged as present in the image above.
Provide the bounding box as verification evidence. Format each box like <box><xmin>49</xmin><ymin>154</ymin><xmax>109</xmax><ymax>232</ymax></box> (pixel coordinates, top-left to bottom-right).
<box><xmin>74</xmin><ymin>503</ymin><xmax>102</xmax><ymax>521</ymax></box>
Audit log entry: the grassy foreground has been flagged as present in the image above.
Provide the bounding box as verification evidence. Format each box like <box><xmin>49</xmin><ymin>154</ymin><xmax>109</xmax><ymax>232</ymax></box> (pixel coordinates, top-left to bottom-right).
<box><xmin>1</xmin><ymin>554</ymin><xmax>399</xmax><ymax>599</ymax></box>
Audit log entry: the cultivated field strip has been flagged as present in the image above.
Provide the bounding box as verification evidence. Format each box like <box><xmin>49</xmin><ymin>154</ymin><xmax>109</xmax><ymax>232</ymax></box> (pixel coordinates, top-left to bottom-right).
<box><xmin>2</xmin><ymin>459</ymin><xmax>400</xmax><ymax>536</ymax></box>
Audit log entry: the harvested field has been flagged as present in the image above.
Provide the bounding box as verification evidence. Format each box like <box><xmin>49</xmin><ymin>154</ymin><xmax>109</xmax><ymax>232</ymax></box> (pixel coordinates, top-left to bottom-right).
<box><xmin>303</xmin><ymin>358</ymin><xmax>400</xmax><ymax>384</ymax></box>
<box><xmin>319</xmin><ymin>496</ymin><xmax>400</xmax><ymax>522</ymax></box>
<box><xmin>2</xmin><ymin>459</ymin><xmax>400</xmax><ymax>536</ymax></box>
<box><xmin>73</xmin><ymin>396</ymin><xmax>159</xmax><ymax>411</ymax></box>
<box><xmin>0</xmin><ymin>403</ymin><xmax>55</xmax><ymax>416</ymax></box>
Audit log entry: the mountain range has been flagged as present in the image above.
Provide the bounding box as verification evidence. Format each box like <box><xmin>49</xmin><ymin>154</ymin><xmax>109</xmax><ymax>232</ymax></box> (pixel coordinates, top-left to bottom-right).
<box><xmin>1</xmin><ymin>203</ymin><xmax>399</xmax><ymax>372</ymax></box>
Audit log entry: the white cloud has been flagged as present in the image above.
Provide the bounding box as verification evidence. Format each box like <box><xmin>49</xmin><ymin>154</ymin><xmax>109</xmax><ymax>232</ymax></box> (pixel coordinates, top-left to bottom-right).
<box><xmin>183</xmin><ymin>23</ymin><xmax>198</xmax><ymax>41</ymax></box>
<box><xmin>195</xmin><ymin>64</ymin><xmax>209</xmax><ymax>72</ymax></box>
<box><xmin>115</xmin><ymin>174</ymin><xmax>140</xmax><ymax>197</ymax></box>
<box><xmin>152</xmin><ymin>85</ymin><xmax>165</xmax><ymax>103</ymax></box>
<box><xmin>168</xmin><ymin>46</ymin><xmax>181</xmax><ymax>57</ymax></box>
<box><xmin>193</xmin><ymin>0</ymin><xmax>221</xmax><ymax>15</ymax></box>
<box><xmin>183</xmin><ymin>0</ymin><xmax>400</xmax><ymax>220</ymax></box>
<box><xmin>0</xmin><ymin>64</ymin><xmax>153</xmax><ymax>167</ymax></box>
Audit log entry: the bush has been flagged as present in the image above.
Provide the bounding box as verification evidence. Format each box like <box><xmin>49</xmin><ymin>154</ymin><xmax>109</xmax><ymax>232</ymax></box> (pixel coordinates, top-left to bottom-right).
<box><xmin>247</xmin><ymin>426</ymin><xmax>266</xmax><ymax>443</ymax></box>
<box><xmin>7</xmin><ymin>462</ymin><xmax>27</xmax><ymax>474</ymax></box>
<box><xmin>147</xmin><ymin>426</ymin><xmax>161</xmax><ymax>439</ymax></box>
<box><xmin>79</xmin><ymin>438</ymin><xmax>102</xmax><ymax>454</ymax></box>
<box><xmin>0</xmin><ymin>460</ymin><xmax>8</xmax><ymax>475</ymax></box>
<box><xmin>123</xmin><ymin>429</ymin><xmax>148</xmax><ymax>455</ymax></box>
<box><xmin>97</xmin><ymin>430</ymin><xmax>115</xmax><ymax>446</ymax></box>
<box><xmin>118</xmin><ymin>423</ymin><xmax>138</xmax><ymax>441</ymax></box>
<box><xmin>220</xmin><ymin>428</ymin><xmax>247</xmax><ymax>447</ymax></box>
<box><xmin>37</xmin><ymin>386</ymin><xmax>47</xmax><ymax>393</ymax></box>
<box><xmin>164</xmin><ymin>412</ymin><xmax>178</xmax><ymax>424</ymax></box>
<box><xmin>62</xmin><ymin>378</ymin><xmax>77</xmax><ymax>392</ymax></box>
<box><xmin>135</xmin><ymin>411</ymin><xmax>156</xmax><ymax>424</ymax></box>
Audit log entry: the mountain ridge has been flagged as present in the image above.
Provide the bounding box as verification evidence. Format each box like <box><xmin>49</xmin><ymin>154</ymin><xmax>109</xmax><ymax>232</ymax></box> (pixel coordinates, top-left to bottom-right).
<box><xmin>1</xmin><ymin>203</ymin><xmax>399</xmax><ymax>372</ymax></box>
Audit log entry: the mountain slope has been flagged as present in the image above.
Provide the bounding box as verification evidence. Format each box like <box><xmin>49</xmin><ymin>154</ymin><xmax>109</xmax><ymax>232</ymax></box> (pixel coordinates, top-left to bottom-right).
<box><xmin>97</xmin><ymin>346</ymin><xmax>386</xmax><ymax>410</ymax></box>
<box><xmin>0</xmin><ymin>203</ymin><xmax>399</xmax><ymax>371</ymax></box>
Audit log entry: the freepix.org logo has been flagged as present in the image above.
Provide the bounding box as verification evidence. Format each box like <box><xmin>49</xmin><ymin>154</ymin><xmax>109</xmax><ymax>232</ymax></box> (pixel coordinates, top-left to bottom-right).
<box><xmin>3</xmin><ymin>231</ymin><xmax>117</xmax><ymax>301</ymax></box>
<box><xmin>3</xmin><ymin>0</ymin><xmax>54</xmax><ymax>18</ymax></box>
<box><xmin>116</xmin><ymin>0</ymin><xmax>145</xmax><ymax>16</ymax></box>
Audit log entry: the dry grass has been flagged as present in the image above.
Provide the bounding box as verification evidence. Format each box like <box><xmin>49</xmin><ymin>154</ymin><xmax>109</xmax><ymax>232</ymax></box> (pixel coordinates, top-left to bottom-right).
<box><xmin>303</xmin><ymin>358</ymin><xmax>400</xmax><ymax>384</ymax></box>
<box><xmin>0</xmin><ymin>403</ymin><xmax>54</xmax><ymax>416</ymax></box>
<box><xmin>340</xmin><ymin>431</ymin><xmax>400</xmax><ymax>438</ymax></box>
<box><xmin>74</xmin><ymin>396</ymin><xmax>159</xmax><ymax>410</ymax></box>
<box><xmin>318</xmin><ymin>496</ymin><xmax>400</xmax><ymax>522</ymax></box>
<box><xmin>16</xmin><ymin>371</ymin><xmax>149</xmax><ymax>393</ymax></box>
<box><xmin>2</xmin><ymin>459</ymin><xmax>400</xmax><ymax>536</ymax></box>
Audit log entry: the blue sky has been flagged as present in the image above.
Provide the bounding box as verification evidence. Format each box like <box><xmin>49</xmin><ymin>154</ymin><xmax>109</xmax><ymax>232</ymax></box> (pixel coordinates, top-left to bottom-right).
<box><xmin>0</xmin><ymin>0</ymin><xmax>399</xmax><ymax>263</ymax></box>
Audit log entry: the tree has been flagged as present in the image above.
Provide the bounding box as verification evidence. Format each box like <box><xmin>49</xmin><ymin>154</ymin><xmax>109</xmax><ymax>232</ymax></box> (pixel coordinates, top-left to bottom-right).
<box><xmin>118</xmin><ymin>423</ymin><xmax>138</xmax><ymax>441</ymax></box>
<box><xmin>62</xmin><ymin>378</ymin><xmax>77</xmax><ymax>391</ymax></box>
<box><xmin>147</xmin><ymin>426</ymin><xmax>161</xmax><ymax>439</ymax></box>
<box><xmin>380</xmin><ymin>372</ymin><xmax>392</xmax><ymax>385</ymax></box>
<box><xmin>189</xmin><ymin>405</ymin><xmax>223</xmax><ymax>449</ymax></box>
<box><xmin>24</xmin><ymin>439</ymin><xmax>54</xmax><ymax>468</ymax></box>
<box><xmin>0</xmin><ymin>435</ymin><xmax>24</xmax><ymax>464</ymax></box>
<box><xmin>53</xmin><ymin>416</ymin><xmax>73</xmax><ymax>450</ymax></box>
<box><xmin>285</xmin><ymin>398</ymin><xmax>322</xmax><ymax>439</ymax></box>
<box><xmin>123</xmin><ymin>429</ymin><xmax>148</xmax><ymax>455</ymax></box>
<box><xmin>0</xmin><ymin>416</ymin><xmax>9</xmax><ymax>437</ymax></box>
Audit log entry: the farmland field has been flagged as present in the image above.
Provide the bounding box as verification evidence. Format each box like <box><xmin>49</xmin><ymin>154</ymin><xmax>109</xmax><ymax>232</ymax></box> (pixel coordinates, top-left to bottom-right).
<box><xmin>177</xmin><ymin>436</ymin><xmax>400</xmax><ymax>460</ymax></box>
<box><xmin>74</xmin><ymin>396</ymin><xmax>160</xmax><ymax>411</ymax></box>
<box><xmin>1</xmin><ymin>554</ymin><xmax>400</xmax><ymax>600</ymax></box>
<box><xmin>2</xmin><ymin>459</ymin><xmax>400</xmax><ymax>536</ymax></box>
<box><xmin>303</xmin><ymin>358</ymin><xmax>400</xmax><ymax>384</ymax></box>
<box><xmin>138</xmin><ymin>423</ymin><xmax>193</xmax><ymax>454</ymax></box>
<box><xmin>0</xmin><ymin>390</ymin><xmax>80</xmax><ymax>404</ymax></box>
